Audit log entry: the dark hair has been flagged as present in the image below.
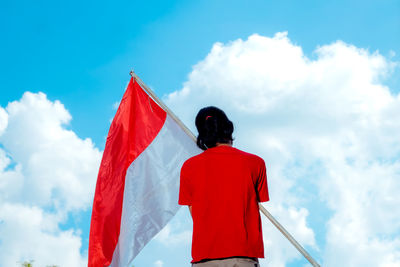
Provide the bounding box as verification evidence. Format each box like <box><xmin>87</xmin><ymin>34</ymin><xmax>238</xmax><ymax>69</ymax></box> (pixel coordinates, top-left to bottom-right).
<box><xmin>195</xmin><ymin>106</ymin><xmax>234</xmax><ymax>150</ymax></box>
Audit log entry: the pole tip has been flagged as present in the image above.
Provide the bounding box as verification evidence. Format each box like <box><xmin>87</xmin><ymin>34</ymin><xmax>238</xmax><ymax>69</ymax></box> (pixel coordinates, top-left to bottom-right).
<box><xmin>129</xmin><ymin>70</ymin><xmax>134</xmax><ymax>77</ymax></box>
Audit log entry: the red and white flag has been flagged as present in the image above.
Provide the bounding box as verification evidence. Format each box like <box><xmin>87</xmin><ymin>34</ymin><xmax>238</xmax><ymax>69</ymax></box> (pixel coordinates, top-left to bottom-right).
<box><xmin>89</xmin><ymin>78</ymin><xmax>200</xmax><ymax>267</ymax></box>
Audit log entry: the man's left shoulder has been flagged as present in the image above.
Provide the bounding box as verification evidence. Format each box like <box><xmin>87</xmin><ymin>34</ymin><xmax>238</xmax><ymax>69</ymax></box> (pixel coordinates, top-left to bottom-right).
<box><xmin>234</xmin><ymin>148</ymin><xmax>265</xmax><ymax>165</ymax></box>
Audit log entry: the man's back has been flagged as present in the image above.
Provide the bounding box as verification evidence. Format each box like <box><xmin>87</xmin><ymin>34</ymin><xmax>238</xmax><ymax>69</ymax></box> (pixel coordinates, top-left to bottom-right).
<box><xmin>179</xmin><ymin>145</ymin><xmax>269</xmax><ymax>263</ymax></box>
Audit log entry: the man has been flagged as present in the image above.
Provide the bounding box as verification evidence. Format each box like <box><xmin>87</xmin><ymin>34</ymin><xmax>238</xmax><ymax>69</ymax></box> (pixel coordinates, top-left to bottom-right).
<box><xmin>179</xmin><ymin>106</ymin><xmax>269</xmax><ymax>267</ymax></box>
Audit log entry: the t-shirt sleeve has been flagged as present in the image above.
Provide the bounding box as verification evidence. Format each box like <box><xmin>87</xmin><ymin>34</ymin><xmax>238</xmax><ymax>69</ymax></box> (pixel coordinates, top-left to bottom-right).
<box><xmin>256</xmin><ymin>159</ymin><xmax>269</xmax><ymax>202</ymax></box>
<box><xmin>178</xmin><ymin>161</ymin><xmax>193</xmax><ymax>205</ymax></box>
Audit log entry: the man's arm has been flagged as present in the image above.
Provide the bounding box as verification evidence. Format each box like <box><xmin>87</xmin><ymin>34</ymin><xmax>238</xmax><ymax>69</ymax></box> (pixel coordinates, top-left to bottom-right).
<box><xmin>256</xmin><ymin>158</ymin><xmax>269</xmax><ymax>202</ymax></box>
<box><xmin>188</xmin><ymin>205</ymin><xmax>192</xmax><ymax>217</ymax></box>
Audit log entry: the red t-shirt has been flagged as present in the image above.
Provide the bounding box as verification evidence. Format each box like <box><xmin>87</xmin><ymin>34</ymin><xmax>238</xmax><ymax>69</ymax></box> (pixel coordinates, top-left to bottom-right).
<box><xmin>179</xmin><ymin>145</ymin><xmax>269</xmax><ymax>263</ymax></box>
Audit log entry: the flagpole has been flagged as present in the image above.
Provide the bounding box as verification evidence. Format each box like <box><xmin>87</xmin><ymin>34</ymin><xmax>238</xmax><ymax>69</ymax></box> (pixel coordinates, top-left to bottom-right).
<box><xmin>129</xmin><ymin>71</ymin><xmax>321</xmax><ymax>267</ymax></box>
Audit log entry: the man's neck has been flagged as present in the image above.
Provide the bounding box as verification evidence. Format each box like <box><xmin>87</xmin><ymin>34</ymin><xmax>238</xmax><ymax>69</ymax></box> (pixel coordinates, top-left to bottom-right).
<box><xmin>216</xmin><ymin>142</ymin><xmax>232</xmax><ymax>147</ymax></box>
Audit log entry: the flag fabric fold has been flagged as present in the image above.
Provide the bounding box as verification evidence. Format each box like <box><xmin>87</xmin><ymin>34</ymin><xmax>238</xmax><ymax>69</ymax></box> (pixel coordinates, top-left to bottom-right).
<box><xmin>89</xmin><ymin>78</ymin><xmax>200</xmax><ymax>267</ymax></box>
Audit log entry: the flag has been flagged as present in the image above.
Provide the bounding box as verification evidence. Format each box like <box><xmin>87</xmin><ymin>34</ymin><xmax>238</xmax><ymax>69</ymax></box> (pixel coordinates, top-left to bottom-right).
<box><xmin>89</xmin><ymin>77</ymin><xmax>200</xmax><ymax>267</ymax></box>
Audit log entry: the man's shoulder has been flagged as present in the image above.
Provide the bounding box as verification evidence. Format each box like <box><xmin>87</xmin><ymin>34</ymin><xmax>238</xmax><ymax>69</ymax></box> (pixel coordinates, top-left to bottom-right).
<box><xmin>182</xmin><ymin>152</ymin><xmax>204</xmax><ymax>168</ymax></box>
<box><xmin>234</xmin><ymin>147</ymin><xmax>265</xmax><ymax>164</ymax></box>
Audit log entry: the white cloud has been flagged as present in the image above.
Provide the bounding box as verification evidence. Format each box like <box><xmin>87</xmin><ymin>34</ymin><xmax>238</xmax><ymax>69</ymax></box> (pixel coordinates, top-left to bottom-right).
<box><xmin>0</xmin><ymin>92</ymin><xmax>102</xmax><ymax>211</ymax></box>
<box><xmin>0</xmin><ymin>107</ymin><xmax>7</xmax><ymax>136</ymax></box>
<box><xmin>0</xmin><ymin>203</ymin><xmax>86</xmax><ymax>267</ymax></box>
<box><xmin>0</xmin><ymin>92</ymin><xmax>102</xmax><ymax>266</ymax></box>
<box><xmin>154</xmin><ymin>259</ymin><xmax>164</xmax><ymax>267</ymax></box>
<box><xmin>165</xmin><ymin>32</ymin><xmax>400</xmax><ymax>266</ymax></box>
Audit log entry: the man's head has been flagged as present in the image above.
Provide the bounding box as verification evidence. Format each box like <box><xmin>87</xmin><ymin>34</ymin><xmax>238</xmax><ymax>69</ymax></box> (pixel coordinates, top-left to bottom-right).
<box><xmin>195</xmin><ymin>106</ymin><xmax>234</xmax><ymax>150</ymax></box>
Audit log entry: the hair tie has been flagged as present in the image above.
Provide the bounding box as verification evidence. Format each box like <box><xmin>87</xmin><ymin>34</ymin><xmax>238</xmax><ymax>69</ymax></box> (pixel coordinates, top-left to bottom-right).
<box><xmin>205</xmin><ymin>115</ymin><xmax>212</xmax><ymax>120</ymax></box>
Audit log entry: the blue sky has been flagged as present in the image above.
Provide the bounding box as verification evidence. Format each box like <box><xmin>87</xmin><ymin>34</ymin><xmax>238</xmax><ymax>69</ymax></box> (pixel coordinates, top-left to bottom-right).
<box><xmin>1</xmin><ymin>0</ymin><xmax>399</xmax><ymax>147</ymax></box>
<box><xmin>1</xmin><ymin>0</ymin><xmax>399</xmax><ymax>266</ymax></box>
